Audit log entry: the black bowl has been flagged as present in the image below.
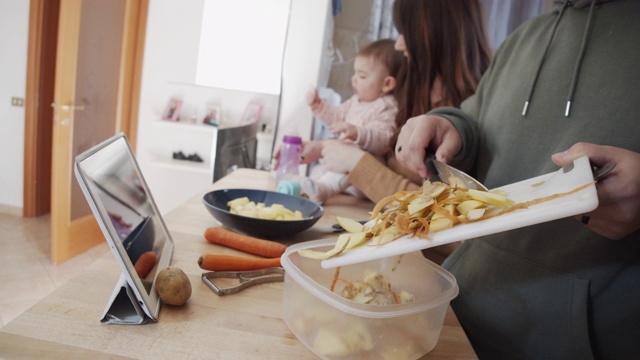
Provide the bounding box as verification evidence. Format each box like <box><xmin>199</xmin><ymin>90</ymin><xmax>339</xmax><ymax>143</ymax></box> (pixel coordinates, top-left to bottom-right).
<box><xmin>203</xmin><ymin>188</ymin><xmax>324</xmax><ymax>238</ymax></box>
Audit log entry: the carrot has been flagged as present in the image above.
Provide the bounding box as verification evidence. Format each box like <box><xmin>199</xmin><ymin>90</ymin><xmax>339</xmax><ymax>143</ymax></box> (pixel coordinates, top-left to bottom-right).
<box><xmin>134</xmin><ymin>251</ymin><xmax>157</xmax><ymax>278</ymax></box>
<box><xmin>204</xmin><ymin>227</ymin><xmax>287</xmax><ymax>258</ymax></box>
<box><xmin>198</xmin><ymin>254</ymin><xmax>281</xmax><ymax>271</ymax></box>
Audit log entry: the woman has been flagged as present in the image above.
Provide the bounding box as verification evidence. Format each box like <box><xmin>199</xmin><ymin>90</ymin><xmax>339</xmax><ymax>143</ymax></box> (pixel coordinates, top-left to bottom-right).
<box><xmin>274</xmin><ymin>0</ymin><xmax>491</xmax><ymax>263</ymax></box>
<box><xmin>315</xmin><ymin>0</ymin><xmax>491</xmax><ymax>203</ymax></box>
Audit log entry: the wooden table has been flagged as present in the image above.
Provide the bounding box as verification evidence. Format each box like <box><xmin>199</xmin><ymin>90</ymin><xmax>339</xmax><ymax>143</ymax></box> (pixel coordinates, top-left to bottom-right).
<box><xmin>0</xmin><ymin>169</ymin><xmax>476</xmax><ymax>359</ymax></box>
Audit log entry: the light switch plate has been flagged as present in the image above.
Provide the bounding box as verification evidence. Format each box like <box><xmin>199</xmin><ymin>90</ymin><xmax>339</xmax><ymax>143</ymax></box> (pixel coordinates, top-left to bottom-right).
<box><xmin>11</xmin><ymin>97</ymin><xmax>24</xmax><ymax>107</ymax></box>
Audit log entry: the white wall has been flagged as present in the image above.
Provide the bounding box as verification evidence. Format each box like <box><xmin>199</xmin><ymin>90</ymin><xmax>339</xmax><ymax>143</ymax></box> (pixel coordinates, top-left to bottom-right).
<box><xmin>137</xmin><ymin>0</ymin><xmax>331</xmax><ymax>140</ymax></box>
<box><xmin>276</xmin><ymin>0</ymin><xmax>332</xmax><ymax>140</ymax></box>
<box><xmin>0</xmin><ymin>1</ymin><xmax>29</xmax><ymax>210</ymax></box>
<box><xmin>136</xmin><ymin>0</ymin><xmax>331</xmax><ymax>213</ymax></box>
<box><xmin>136</xmin><ymin>0</ymin><xmax>283</xmax><ymax>134</ymax></box>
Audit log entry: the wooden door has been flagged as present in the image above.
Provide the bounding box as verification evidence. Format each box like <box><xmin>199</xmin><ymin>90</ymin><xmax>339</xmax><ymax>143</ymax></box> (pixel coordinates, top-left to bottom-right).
<box><xmin>50</xmin><ymin>0</ymin><xmax>147</xmax><ymax>264</ymax></box>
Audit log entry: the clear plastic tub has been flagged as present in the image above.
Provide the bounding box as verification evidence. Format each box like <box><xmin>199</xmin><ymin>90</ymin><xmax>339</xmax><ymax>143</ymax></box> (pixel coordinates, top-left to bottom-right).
<box><xmin>281</xmin><ymin>239</ymin><xmax>459</xmax><ymax>360</ymax></box>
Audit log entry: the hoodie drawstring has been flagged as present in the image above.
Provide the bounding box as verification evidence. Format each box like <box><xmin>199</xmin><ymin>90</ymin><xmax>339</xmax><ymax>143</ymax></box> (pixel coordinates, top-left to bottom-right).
<box><xmin>522</xmin><ymin>0</ymin><xmax>569</xmax><ymax>116</ymax></box>
<box><xmin>522</xmin><ymin>0</ymin><xmax>596</xmax><ymax>117</ymax></box>
<box><xmin>565</xmin><ymin>0</ymin><xmax>596</xmax><ymax>117</ymax></box>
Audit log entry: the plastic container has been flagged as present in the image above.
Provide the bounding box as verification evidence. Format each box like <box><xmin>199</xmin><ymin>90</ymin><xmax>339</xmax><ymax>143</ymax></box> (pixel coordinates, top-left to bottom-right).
<box><xmin>281</xmin><ymin>239</ymin><xmax>459</xmax><ymax>360</ymax></box>
<box><xmin>275</xmin><ymin>135</ymin><xmax>302</xmax><ymax>185</ymax></box>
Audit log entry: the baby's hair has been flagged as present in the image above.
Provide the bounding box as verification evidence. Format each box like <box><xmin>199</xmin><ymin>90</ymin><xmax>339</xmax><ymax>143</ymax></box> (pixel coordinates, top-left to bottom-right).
<box><xmin>357</xmin><ymin>39</ymin><xmax>405</xmax><ymax>81</ymax></box>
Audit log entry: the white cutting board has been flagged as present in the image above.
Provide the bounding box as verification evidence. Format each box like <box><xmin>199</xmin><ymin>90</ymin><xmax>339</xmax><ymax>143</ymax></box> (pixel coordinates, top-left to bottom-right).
<box><xmin>321</xmin><ymin>156</ymin><xmax>598</xmax><ymax>269</ymax></box>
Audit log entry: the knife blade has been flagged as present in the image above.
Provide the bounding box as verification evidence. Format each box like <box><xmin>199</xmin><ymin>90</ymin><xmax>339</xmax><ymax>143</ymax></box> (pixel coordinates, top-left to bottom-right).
<box><xmin>425</xmin><ymin>155</ymin><xmax>489</xmax><ymax>191</ymax></box>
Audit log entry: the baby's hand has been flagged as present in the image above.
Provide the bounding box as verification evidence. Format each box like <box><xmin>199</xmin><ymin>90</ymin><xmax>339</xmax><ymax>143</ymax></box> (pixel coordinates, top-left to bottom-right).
<box><xmin>329</xmin><ymin>123</ymin><xmax>357</xmax><ymax>141</ymax></box>
<box><xmin>306</xmin><ymin>88</ymin><xmax>321</xmax><ymax>109</ymax></box>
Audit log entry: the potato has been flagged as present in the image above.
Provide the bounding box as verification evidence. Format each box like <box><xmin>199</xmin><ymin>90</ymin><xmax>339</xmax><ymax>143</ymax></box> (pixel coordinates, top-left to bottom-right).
<box><xmin>155</xmin><ymin>267</ymin><xmax>192</xmax><ymax>306</ymax></box>
<box><xmin>227</xmin><ymin>197</ymin><xmax>304</xmax><ymax>221</ymax></box>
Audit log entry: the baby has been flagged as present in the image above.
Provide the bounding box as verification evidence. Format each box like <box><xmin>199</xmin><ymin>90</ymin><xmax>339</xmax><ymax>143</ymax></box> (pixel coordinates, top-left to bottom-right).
<box><xmin>301</xmin><ymin>38</ymin><xmax>404</xmax><ymax>203</ymax></box>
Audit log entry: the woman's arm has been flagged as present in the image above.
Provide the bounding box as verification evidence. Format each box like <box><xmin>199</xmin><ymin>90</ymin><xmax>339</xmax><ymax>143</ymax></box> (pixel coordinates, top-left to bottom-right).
<box><xmin>321</xmin><ymin>140</ymin><xmax>421</xmax><ymax>203</ymax></box>
<box><xmin>348</xmin><ymin>152</ymin><xmax>421</xmax><ymax>203</ymax></box>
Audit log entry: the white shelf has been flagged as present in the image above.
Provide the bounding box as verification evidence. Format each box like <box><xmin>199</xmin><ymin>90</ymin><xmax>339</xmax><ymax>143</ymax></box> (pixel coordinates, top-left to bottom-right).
<box><xmin>149</xmin><ymin>157</ymin><xmax>211</xmax><ymax>174</ymax></box>
<box><xmin>154</xmin><ymin>119</ymin><xmax>218</xmax><ymax>133</ymax></box>
<box><xmin>140</xmin><ymin>117</ymin><xmax>218</xmax><ymax>214</ymax></box>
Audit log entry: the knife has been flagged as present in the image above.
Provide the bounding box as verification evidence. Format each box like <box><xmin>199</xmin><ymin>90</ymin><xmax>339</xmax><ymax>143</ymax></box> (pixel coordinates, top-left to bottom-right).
<box><xmin>425</xmin><ymin>155</ymin><xmax>489</xmax><ymax>191</ymax></box>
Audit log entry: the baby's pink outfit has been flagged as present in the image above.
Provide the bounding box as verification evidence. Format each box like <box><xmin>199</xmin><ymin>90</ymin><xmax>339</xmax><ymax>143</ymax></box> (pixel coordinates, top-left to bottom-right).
<box><xmin>302</xmin><ymin>94</ymin><xmax>398</xmax><ymax>203</ymax></box>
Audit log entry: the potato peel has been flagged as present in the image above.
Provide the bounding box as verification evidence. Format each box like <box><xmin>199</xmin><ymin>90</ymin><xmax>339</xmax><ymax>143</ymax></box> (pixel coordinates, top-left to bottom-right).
<box><xmin>298</xmin><ymin>179</ymin><xmax>591</xmax><ymax>261</ymax></box>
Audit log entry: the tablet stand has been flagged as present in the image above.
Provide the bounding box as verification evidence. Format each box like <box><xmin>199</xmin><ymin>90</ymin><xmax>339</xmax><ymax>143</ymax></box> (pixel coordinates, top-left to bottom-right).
<box><xmin>100</xmin><ymin>273</ymin><xmax>151</xmax><ymax>325</ymax></box>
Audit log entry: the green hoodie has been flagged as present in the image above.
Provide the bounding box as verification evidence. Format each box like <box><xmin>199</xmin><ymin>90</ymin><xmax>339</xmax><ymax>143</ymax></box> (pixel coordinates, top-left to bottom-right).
<box><xmin>429</xmin><ymin>0</ymin><xmax>640</xmax><ymax>358</ymax></box>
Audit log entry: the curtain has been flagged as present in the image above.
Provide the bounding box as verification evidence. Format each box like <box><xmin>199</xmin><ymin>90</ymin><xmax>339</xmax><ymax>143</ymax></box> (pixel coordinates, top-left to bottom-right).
<box><xmin>368</xmin><ymin>0</ymin><xmax>398</xmax><ymax>41</ymax></box>
<box><xmin>482</xmin><ymin>0</ymin><xmax>546</xmax><ymax>51</ymax></box>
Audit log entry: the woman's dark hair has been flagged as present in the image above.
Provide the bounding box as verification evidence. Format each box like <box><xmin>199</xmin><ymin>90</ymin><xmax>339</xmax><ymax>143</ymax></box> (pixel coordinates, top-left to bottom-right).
<box><xmin>392</xmin><ymin>0</ymin><xmax>492</xmax><ymax>128</ymax></box>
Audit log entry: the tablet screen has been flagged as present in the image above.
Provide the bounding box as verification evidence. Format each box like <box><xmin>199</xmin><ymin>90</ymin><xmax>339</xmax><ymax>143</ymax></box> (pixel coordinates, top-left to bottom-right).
<box><xmin>75</xmin><ymin>133</ymin><xmax>173</xmax><ymax>320</ymax></box>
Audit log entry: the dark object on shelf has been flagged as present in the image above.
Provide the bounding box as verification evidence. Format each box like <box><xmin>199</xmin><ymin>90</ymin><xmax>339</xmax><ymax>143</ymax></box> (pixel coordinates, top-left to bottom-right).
<box><xmin>188</xmin><ymin>153</ymin><xmax>203</xmax><ymax>162</ymax></box>
<box><xmin>173</xmin><ymin>151</ymin><xmax>203</xmax><ymax>163</ymax></box>
<box><xmin>173</xmin><ymin>151</ymin><xmax>188</xmax><ymax>160</ymax></box>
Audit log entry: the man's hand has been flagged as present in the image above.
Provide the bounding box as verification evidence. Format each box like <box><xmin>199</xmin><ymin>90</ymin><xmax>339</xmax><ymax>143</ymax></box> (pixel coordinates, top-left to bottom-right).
<box><xmin>552</xmin><ymin>143</ymin><xmax>640</xmax><ymax>239</ymax></box>
<box><xmin>395</xmin><ymin>114</ymin><xmax>462</xmax><ymax>178</ymax></box>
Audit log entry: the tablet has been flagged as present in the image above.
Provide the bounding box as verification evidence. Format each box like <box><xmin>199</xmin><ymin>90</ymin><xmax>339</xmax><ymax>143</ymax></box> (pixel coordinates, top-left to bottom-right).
<box><xmin>74</xmin><ymin>133</ymin><xmax>174</xmax><ymax>322</ymax></box>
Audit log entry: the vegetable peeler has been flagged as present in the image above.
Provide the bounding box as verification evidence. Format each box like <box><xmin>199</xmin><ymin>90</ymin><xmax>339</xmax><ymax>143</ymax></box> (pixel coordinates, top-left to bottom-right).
<box><xmin>201</xmin><ymin>267</ymin><xmax>285</xmax><ymax>296</ymax></box>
